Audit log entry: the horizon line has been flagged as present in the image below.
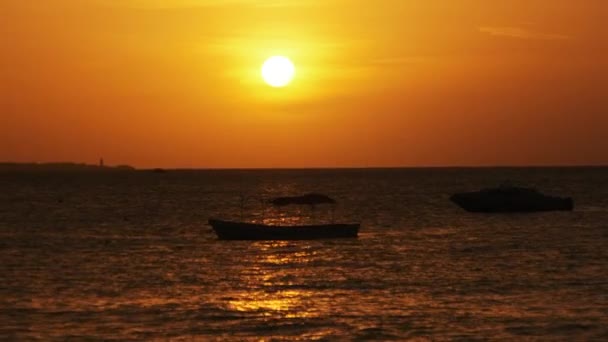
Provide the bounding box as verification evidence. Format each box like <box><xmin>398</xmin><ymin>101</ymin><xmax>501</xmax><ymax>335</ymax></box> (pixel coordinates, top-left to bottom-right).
<box><xmin>2</xmin><ymin>161</ymin><xmax>608</xmax><ymax>171</ymax></box>
<box><xmin>149</xmin><ymin>164</ymin><xmax>608</xmax><ymax>170</ymax></box>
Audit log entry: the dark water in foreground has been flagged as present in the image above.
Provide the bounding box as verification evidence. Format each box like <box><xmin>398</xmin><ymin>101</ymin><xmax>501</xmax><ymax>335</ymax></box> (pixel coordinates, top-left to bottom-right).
<box><xmin>1</xmin><ymin>168</ymin><xmax>608</xmax><ymax>340</ymax></box>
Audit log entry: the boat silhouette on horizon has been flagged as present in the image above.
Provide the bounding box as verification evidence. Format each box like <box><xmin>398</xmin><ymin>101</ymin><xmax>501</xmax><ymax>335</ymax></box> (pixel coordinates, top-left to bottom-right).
<box><xmin>450</xmin><ymin>184</ymin><xmax>574</xmax><ymax>213</ymax></box>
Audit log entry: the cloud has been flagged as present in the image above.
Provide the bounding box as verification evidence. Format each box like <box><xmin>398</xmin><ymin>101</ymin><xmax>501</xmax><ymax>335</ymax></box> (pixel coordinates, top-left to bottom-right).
<box><xmin>479</xmin><ymin>26</ymin><xmax>570</xmax><ymax>40</ymax></box>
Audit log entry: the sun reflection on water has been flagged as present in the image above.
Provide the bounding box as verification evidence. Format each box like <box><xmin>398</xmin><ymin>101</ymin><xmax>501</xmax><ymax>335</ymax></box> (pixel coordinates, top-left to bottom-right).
<box><xmin>227</xmin><ymin>290</ymin><xmax>315</xmax><ymax>318</ymax></box>
<box><xmin>224</xmin><ymin>241</ymin><xmax>322</xmax><ymax>319</ymax></box>
<box><xmin>260</xmin><ymin>251</ymin><xmax>317</xmax><ymax>265</ymax></box>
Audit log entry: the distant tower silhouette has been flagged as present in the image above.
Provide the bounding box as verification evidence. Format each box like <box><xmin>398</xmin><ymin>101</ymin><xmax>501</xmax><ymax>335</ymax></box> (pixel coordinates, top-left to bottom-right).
<box><xmin>100</xmin><ymin>158</ymin><xmax>104</xmax><ymax>167</ymax></box>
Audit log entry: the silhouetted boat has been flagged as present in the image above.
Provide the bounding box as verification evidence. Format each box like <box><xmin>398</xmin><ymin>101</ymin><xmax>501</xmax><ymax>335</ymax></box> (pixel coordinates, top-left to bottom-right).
<box><xmin>270</xmin><ymin>193</ymin><xmax>336</xmax><ymax>206</ymax></box>
<box><xmin>208</xmin><ymin>219</ymin><xmax>359</xmax><ymax>240</ymax></box>
<box><xmin>450</xmin><ymin>185</ymin><xmax>573</xmax><ymax>213</ymax></box>
<box><xmin>209</xmin><ymin>193</ymin><xmax>359</xmax><ymax>240</ymax></box>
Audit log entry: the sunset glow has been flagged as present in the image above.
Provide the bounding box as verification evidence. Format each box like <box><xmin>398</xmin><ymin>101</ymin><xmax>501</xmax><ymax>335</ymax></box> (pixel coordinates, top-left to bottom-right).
<box><xmin>1</xmin><ymin>0</ymin><xmax>606</xmax><ymax>168</ymax></box>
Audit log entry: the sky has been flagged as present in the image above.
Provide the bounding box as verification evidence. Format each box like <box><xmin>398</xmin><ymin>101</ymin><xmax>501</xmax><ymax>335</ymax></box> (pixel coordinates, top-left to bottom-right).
<box><xmin>1</xmin><ymin>0</ymin><xmax>606</xmax><ymax>168</ymax></box>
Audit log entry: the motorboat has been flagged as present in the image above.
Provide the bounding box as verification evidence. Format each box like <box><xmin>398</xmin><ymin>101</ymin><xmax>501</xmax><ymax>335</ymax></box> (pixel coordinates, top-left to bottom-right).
<box><xmin>450</xmin><ymin>185</ymin><xmax>573</xmax><ymax>213</ymax></box>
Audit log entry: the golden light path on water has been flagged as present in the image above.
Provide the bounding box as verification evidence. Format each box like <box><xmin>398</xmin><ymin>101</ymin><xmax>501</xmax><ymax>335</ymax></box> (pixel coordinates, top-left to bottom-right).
<box><xmin>226</xmin><ymin>241</ymin><xmax>319</xmax><ymax>319</ymax></box>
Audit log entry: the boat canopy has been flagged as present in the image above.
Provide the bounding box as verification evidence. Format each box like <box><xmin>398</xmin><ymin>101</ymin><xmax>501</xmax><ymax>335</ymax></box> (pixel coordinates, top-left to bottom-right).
<box><xmin>270</xmin><ymin>193</ymin><xmax>336</xmax><ymax>207</ymax></box>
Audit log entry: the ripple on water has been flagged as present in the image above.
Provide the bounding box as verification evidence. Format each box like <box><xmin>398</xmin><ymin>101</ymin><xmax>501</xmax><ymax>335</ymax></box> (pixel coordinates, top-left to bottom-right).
<box><xmin>1</xmin><ymin>168</ymin><xmax>608</xmax><ymax>339</ymax></box>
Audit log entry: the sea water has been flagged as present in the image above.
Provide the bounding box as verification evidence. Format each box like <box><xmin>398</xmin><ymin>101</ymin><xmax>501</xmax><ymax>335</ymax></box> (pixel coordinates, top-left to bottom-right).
<box><xmin>1</xmin><ymin>168</ymin><xmax>607</xmax><ymax>340</ymax></box>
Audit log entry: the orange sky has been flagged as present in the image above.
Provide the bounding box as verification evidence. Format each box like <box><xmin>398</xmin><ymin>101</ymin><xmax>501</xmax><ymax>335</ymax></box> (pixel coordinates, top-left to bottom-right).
<box><xmin>1</xmin><ymin>0</ymin><xmax>606</xmax><ymax>168</ymax></box>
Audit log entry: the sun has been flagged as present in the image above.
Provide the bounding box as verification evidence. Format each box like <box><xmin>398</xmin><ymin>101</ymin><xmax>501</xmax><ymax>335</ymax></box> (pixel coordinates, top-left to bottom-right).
<box><xmin>261</xmin><ymin>56</ymin><xmax>295</xmax><ymax>87</ymax></box>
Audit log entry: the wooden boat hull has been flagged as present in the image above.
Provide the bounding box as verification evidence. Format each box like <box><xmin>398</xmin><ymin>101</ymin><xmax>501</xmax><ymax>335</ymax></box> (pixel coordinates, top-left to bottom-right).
<box><xmin>208</xmin><ymin>219</ymin><xmax>360</xmax><ymax>240</ymax></box>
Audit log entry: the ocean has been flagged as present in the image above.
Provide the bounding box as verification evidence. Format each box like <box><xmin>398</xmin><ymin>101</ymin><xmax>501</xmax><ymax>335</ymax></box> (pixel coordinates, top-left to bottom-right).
<box><xmin>1</xmin><ymin>167</ymin><xmax>607</xmax><ymax>340</ymax></box>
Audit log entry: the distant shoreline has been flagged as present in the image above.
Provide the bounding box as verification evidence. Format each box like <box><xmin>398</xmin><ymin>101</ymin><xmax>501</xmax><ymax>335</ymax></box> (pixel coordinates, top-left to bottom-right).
<box><xmin>0</xmin><ymin>162</ymin><xmax>135</xmax><ymax>172</ymax></box>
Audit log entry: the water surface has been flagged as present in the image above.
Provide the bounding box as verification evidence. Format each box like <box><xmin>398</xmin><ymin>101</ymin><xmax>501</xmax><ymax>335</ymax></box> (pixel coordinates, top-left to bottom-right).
<box><xmin>1</xmin><ymin>168</ymin><xmax>607</xmax><ymax>340</ymax></box>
